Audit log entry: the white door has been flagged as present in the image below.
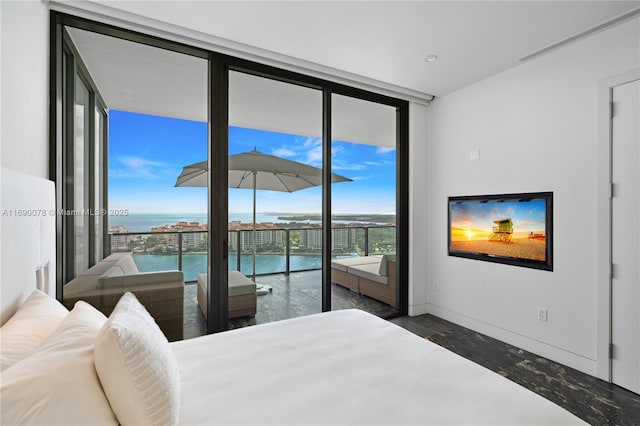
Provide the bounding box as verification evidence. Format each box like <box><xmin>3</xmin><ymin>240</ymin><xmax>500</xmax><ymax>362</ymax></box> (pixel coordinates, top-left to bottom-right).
<box><xmin>611</xmin><ymin>79</ymin><xmax>640</xmax><ymax>394</ymax></box>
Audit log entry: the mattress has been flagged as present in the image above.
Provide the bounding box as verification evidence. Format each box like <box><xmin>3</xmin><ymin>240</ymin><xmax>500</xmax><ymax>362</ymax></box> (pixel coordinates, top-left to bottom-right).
<box><xmin>171</xmin><ymin>309</ymin><xmax>585</xmax><ymax>425</ymax></box>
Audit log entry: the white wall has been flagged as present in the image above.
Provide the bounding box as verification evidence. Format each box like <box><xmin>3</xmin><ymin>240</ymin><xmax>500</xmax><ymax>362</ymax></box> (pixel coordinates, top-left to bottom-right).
<box><xmin>421</xmin><ymin>17</ymin><xmax>639</xmax><ymax>375</ymax></box>
<box><xmin>409</xmin><ymin>102</ymin><xmax>430</xmax><ymax>316</ymax></box>
<box><xmin>0</xmin><ymin>0</ymin><xmax>50</xmax><ymax>178</ymax></box>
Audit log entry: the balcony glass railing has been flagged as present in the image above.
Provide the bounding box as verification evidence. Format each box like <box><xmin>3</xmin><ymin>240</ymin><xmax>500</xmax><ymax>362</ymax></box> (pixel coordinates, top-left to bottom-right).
<box><xmin>108</xmin><ymin>225</ymin><xmax>396</xmax><ymax>282</ymax></box>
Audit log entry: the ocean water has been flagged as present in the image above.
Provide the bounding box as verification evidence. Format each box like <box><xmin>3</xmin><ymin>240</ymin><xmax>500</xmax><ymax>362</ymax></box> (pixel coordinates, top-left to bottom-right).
<box><xmin>113</xmin><ymin>213</ymin><xmax>374</xmax><ymax>280</ymax></box>
<box><xmin>133</xmin><ymin>253</ymin><xmax>326</xmax><ymax>282</ymax></box>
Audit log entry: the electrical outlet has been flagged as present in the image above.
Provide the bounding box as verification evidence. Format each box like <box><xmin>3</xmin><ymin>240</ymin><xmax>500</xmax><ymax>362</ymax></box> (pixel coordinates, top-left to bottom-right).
<box><xmin>537</xmin><ymin>307</ymin><xmax>548</xmax><ymax>322</ymax></box>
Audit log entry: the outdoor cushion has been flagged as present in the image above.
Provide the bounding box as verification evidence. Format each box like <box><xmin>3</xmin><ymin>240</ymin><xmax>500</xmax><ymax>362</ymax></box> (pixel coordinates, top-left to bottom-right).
<box><xmin>347</xmin><ymin>262</ymin><xmax>388</xmax><ymax>285</ymax></box>
<box><xmin>82</xmin><ymin>259</ymin><xmax>121</xmax><ymax>276</ymax></box>
<box><xmin>101</xmin><ymin>266</ymin><xmax>125</xmax><ymax>278</ymax></box>
<box><xmin>97</xmin><ymin>255</ymin><xmax>182</xmax><ymax>289</ymax></box>
<box><xmin>330</xmin><ymin>255</ymin><xmax>382</xmax><ymax>272</ymax></box>
<box><xmin>378</xmin><ymin>254</ymin><xmax>397</xmax><ymax>277</ymax></box>
<box><xmin>101</xmin><ymin>255</ymin><xmax>140</xmax><ymax>277</ymax></box>
<box><xmin>197</xmin><ymin>272</ymin><xmax>256</xmax><ymax>297</ymax></box>
<box><xmin>100</xmin><ymin>271</ymin><xmax>184</xmax><ymax>289</ymax></box>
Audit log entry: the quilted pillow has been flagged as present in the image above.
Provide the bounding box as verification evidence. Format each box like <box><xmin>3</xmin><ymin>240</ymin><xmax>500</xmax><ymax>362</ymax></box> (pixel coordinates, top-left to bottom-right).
<box><xmin>0</xmin><ymin>301</ymin><xmax>117</xmax><ymax>425</ymax></box>
<box><xmin>94</xmin><ymin>292</ymin><xmax>181</xmax><ymax>426</ymax></box>
<box><xmin>0</xmin><ymin>289</ymin><xmax>69</xmax><ymax>371</ymax></box>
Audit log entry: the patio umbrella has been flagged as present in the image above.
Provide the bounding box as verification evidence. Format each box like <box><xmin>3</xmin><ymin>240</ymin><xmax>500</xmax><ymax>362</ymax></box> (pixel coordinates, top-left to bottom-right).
<box><xmin>175</xmin><ymin>149</ymin><xmax>352</xmax><ymax>281</ymax></box>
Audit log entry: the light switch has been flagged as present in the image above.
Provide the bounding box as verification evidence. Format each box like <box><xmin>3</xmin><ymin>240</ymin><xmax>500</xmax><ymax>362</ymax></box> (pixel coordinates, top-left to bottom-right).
<box><xmin>469</xmin><ymin>149</ymin><xmax>480</xmax><ymax>161</ymax></box>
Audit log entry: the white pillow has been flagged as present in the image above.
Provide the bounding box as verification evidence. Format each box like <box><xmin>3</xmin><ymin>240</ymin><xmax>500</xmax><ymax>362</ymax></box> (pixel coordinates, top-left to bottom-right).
<box><xmin>0</xmin><ymin>289</ymin><xmax>69</xmax><ymax>371</ymax></box>
<box><xmin>0</xmin><ymin>301</ymin><xmax>118</xmax><ymax>425</ymax></box>
<box><xmin>94</xmin><ymin>292</ymin><xmax>181</xmax><ymax>426</ymax></box>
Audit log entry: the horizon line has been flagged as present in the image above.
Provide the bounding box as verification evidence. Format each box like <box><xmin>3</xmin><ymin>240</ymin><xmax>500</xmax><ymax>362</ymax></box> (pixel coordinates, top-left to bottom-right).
<box><xmin>109</xmin><ymin>211</ymin><xmax>397</xmax><ymax>215</ymax></box>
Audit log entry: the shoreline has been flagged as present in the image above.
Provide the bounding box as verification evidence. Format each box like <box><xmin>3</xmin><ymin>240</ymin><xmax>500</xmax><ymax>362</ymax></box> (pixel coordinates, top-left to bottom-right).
<box><xmin>132</xmin><ymin>251</ymin><xmax>357</xmax><ymax>257</ymax></box>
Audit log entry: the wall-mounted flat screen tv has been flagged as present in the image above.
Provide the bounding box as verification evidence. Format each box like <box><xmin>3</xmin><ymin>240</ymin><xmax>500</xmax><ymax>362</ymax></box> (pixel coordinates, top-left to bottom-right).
<box><xmin>448</xmin><ymin>192</ymin><xmax>553</xmax><ymax>271</ymax></box>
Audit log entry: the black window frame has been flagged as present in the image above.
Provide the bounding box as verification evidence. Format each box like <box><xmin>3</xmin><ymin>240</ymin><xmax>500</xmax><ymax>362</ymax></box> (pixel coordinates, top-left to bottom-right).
<box><xmin>50</xmin><ymin>11</ymin><xmax>409</xmax><ymax>333</ymax></box>
<box><xmin>52</xmin><ymin>20</ymin><xmax>109</xmax><ymax>292</ymax></box>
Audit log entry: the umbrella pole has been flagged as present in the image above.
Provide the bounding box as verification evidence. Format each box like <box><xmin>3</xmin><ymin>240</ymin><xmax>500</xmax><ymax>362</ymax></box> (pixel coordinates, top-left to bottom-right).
<box><xmin>252</xmin><ymin>171</ymin><xmax>257</xmax><ymax>282</ymax></box>
<box><xmin>251</xmin><ymin>171</ymin><xmax>267</xmax><ymax>293</ymax></box>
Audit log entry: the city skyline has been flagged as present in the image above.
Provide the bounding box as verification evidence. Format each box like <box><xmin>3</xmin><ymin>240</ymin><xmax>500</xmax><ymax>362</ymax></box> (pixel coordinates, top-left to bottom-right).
<box><xmin>108</xmin><ymin>110</ymin><xmax>397</xmax><ymax>215</ymax></box>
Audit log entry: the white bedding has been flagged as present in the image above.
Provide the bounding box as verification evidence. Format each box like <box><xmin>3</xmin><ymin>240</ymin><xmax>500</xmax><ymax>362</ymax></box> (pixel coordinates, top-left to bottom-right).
<box><xmin>172</xmin><ymin>309</ymin><xmax>585</xmax><ymax>425</ymax></box>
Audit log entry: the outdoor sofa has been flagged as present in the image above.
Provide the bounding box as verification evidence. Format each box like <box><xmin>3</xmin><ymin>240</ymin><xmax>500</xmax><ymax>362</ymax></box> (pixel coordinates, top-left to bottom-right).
<box><xmin>63</xmin><ymin>252</ymin><xmax>184</xmax><ymax>341</ymax></box>
<box><xmin>331</xmin><ymin>254</ymin><xmax>397</xmax><ymax>308</ymax></box>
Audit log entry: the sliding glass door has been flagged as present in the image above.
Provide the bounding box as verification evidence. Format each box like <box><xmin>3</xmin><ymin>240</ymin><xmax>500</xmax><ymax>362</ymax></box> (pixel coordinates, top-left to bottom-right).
<box><xmin>226</xmin><ymin>71</ymin><xmax>323</xmax><ymax>327</ymax></box>
<box><xmin>330</xmin><ymin>94</ymin><xmax>400</xmax><ymax>316</ymax></box>
<box><xmin>53</xmin><ymin>12</ymin><xmax>409</xmax><ymax>339</ymax></box>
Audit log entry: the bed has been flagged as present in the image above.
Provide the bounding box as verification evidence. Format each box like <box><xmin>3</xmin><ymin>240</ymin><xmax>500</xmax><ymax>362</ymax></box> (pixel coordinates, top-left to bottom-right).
<box><xmin>174</xmin><ymin>308</ymin><xmax>585</xmax><ymax>425</ymax></box>
<box><xmin>0</xmin><ymin>168</ymin><xmax>586</xmax><ymax>425</ymax></box>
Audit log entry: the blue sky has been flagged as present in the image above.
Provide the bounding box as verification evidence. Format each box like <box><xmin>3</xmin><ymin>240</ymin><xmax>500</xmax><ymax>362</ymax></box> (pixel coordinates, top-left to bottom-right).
<box><xmin>109</xmin><ymin>110</ymin><xmax>396</xmax><ymax>215</ymax></box>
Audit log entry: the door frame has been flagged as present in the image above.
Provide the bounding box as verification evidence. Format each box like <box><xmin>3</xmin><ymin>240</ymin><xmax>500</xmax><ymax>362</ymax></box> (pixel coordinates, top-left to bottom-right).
<box><xmin>596</xmin><ymin>69</ymin><xmax>640</xmax><ymax>381</ymax></box>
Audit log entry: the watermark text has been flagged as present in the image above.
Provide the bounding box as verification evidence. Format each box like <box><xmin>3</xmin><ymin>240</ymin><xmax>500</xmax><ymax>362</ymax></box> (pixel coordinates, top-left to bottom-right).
<box><xmin>2</xmin><ymin>208</ymin><xmax>129</xmax><ymax>217</ymax></box>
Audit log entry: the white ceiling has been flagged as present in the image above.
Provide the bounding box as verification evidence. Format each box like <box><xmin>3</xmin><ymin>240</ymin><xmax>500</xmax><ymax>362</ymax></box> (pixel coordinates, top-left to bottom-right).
<box><xmin>88</xmin><ymin>0</ymin><xmax>639</xmax><ymax>97</ymax></box>
<box><xmin>65</xmin><ymin>1</ymin><xmax>639</xmax><ymax>146</ymax></box>
<box><xmin>67</xmin><ymin>27</ymin><xmax>398</xmax><ymax>146</ymax></box>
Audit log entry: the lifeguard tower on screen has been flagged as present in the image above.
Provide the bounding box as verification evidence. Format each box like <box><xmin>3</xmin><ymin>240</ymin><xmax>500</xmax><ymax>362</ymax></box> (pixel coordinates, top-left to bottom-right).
<box><xmin>489</xmin><ymin>218</ymin><xmax>513</xmax><ymax>242</ymax></box>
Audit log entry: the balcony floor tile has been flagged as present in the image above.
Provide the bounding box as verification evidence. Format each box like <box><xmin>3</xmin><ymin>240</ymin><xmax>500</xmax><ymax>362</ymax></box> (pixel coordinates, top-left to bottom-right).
<box><xmin>183</xmin><ymin>269</ymin><xmax>398</xmax><ymax>339</ymax></box>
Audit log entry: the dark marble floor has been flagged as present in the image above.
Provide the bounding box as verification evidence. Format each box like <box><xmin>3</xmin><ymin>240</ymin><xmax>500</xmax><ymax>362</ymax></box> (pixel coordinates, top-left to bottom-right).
<box><xmin>183</xmin><ymin>269</ymin><xmax>398</xmax><ymax>338</ymax></box>
<box><xmin>391</xmin><ymin>314</ymin><xmax>640</xmax><ymax>426</ymax></box>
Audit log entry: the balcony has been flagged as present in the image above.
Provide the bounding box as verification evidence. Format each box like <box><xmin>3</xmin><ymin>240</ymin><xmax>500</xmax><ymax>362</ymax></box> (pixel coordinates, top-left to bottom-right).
<box><xmin>108</xmin><ymin>224</ymin><xmax>396</xmax><ymax>281</ymax></box>
<box><xmin>108</xmin><ymin>224</ymin><xmax>398</xmax><ymax>338</ymax></box>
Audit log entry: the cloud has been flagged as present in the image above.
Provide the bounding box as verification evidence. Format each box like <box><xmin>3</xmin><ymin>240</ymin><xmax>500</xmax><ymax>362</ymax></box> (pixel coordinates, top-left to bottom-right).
<box><xmin>110</xmin><ymin>156</ymin><xmax>170</xmax><ymax>180</ymax></box>
<box><xmin>303</xmin><ymin>137</ymin><xmax>320</xmax><ymax>149</ymax></box>
<box><xmin>270</xmin><ymin>138</ymin><xmax>325</xmax><ymax>166</ymax></box>
<box><xmin>332</xmin><ymin>162</ymin><xmax>366</xmax><ymax>171</ymax></box>
<box><xmin>268</xmin><ymin>139</ymin><xmax>389</xmax><ymax>177</ymax></box>
<box><xmin>349</xmin><ymin>174</ymin><xmax>376</xmax><ymax>182</ymax></box>
<box><xmin>304</xmin><ymin>138</ymin><xmax>323</xmax><ymax>166</ymax></box>
<box><xmin>376</xmin><ymin>146</ymin><xmax>396</xmax><ymax>154</ymax></box>
<box><xmin>272</xmin><ymin>148</ymin><xmax>297</xmax><ymax>157</ymax></box>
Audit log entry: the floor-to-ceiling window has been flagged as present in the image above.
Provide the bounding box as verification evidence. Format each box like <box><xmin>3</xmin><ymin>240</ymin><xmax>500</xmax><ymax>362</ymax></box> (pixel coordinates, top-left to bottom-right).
<box><xmin>58</xmin><ymin>31</ymin><xmax>108</xmax><ymax>285</ymax></box>
<box><xmin>93</xmin><ymin>104</ymin><xmax>107</xmax><ymax>265</ymax></box>
<box><xmin>72</xmin><ymin>73</ymin><xmax>91</xmax><ymax>275</ymax></box>
<box><xmin>55</xmin><ymin>20</ymin><xmax>210</xmax><ymax>340</ymax></box>
<box><xmin>52</xmin><ymin>12</ymin><xmax>409</xmax><ymax>339</ymax></box>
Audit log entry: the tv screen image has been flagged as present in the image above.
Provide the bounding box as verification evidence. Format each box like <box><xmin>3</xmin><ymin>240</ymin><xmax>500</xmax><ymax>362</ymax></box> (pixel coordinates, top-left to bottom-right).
<box><xmin>448</xmin><ymin>192</ymin><xmax>553</xmax><ymax>270</ymax></box>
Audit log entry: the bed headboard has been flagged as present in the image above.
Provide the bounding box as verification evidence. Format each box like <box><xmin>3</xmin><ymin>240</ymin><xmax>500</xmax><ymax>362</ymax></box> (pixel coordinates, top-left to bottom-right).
<box><xmin>0</xmin><ymin>167</ymin><xmax>56</xmax><ymax>325</ymax></box>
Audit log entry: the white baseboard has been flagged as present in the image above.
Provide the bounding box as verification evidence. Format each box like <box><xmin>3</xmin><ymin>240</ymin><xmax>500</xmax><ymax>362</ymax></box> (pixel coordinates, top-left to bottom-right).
<box><xmin>425</xmin><ymin>304</ymin><xmax>598</xmax><ymax>376</ymax></box>
<box><xmin>408</xmin><ymin>303</ymin><xmax>429</xmax><ymax>317</ymax></box>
